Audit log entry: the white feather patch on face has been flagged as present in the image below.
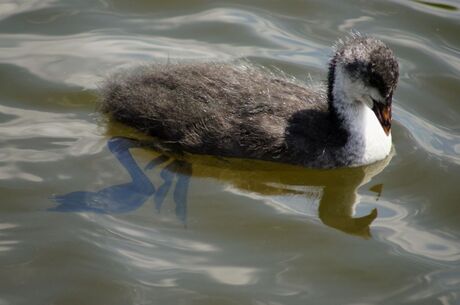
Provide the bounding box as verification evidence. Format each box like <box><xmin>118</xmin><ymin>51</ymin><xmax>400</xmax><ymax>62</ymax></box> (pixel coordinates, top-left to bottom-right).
<box><xmin>333</xmin><ymin>66</ymin><xmax>392</xmax><ymax>165</ymax></box>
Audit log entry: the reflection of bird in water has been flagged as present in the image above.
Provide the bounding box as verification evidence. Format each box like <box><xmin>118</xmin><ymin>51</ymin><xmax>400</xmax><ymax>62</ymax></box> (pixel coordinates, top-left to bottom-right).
<box><xmin>50</xmin><ymin>137</ymin><xmax>191</xmax><ymax>222</ymax></box>
<box><xmin>51</xmin><ymin>135</ymin><xmax>391</xmax><ymax>237</ymax></box>
<box><xmin>145</xmin><ymin>157</ymin><xmax>191</xmax><ymax>223</ymax></box>
<box><xmin>175</xmin><ymin>150</ymin><xmax>393</xmax><ymax>238</ymax></box>
<box><xmin>100</xmin><ymin>34</ymin><xmax>398</xmax><ymax>168</ymax></box>
<box><xmin>50</xmin><ymin>137</ymin><xmax>158</xmax><ymax>213</ymax></box>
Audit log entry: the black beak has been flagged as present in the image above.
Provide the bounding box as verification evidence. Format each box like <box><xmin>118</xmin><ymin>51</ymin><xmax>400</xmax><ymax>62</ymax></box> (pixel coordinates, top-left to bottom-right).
<box><xmin>372</xmin><ymin>97</ymin><xmax>392</xmax><ymax>136</ymax></box>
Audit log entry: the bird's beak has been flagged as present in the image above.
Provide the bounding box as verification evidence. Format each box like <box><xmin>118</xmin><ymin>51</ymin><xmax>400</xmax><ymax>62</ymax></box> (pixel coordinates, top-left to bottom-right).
<box><xmin>372</xmin><ymin>98</ymin><xmax>392</xmax><ymax>136</ymax></box>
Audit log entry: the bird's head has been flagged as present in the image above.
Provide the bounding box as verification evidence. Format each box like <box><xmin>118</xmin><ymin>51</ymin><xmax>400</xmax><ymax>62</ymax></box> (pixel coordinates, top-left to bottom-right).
<box><xmin>328</xmin><ymin>34</ymin><xmax>399</xmax><ymax>135</ymax></box>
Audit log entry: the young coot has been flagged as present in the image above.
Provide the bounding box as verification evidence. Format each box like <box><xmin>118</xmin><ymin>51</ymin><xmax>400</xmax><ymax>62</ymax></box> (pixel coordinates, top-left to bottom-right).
<box><xmin>100</xmin><ymin>34</ymin><xmax>399</xmax><ymax>168</ymax></box>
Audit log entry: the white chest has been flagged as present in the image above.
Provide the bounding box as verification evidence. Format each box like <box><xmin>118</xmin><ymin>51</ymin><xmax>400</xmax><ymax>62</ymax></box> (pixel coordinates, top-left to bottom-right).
<box><xmin>332</xmin><ymin>66</ymin><xmax>393</xmax><ymax>166</ymax></box>
<box><xmin>346</xmin><ymin>105</ymin><xmax>392</xmax><ymax>165</ymax></box>
<box><xmin>362</xmin><ymin>106</ymin><xmax>392</xmax><ymax>164</ymax></box>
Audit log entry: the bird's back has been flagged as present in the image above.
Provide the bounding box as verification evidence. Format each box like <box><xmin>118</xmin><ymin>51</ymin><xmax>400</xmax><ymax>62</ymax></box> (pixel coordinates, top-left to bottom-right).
<box><xmin>100</xmin><ymin>62</ymin><xmax>330</xmax><ymax>162</ymax></box>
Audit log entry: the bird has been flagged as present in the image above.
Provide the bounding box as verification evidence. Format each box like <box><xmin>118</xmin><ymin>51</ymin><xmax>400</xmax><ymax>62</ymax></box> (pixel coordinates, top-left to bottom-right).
<box><xmin>99</xmin><ymin>34</ymin><xmax>399</xmax><ymax>168</ymax></box>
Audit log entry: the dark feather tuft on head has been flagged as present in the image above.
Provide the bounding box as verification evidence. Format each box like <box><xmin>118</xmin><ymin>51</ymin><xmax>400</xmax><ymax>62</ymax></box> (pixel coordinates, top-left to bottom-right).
<box><xmin>328</xmin><ymin>34</ymin><xmax>399</xmax><ymax>101</ymax></box>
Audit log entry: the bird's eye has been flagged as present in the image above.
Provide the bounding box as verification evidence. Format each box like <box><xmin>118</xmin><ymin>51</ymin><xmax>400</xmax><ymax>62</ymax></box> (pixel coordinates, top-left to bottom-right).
<box><xmin>369</xmin><ymin>73</ymin><xmax>387</xmax><ymax>96</ymax></box>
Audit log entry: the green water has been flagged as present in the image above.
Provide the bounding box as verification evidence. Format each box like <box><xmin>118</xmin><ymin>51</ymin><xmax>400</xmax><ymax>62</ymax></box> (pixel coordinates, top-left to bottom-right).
<box><xmin>1</xmin><ymin>0</ymin><xmax>459</xmax><ymax>304</ymax></box>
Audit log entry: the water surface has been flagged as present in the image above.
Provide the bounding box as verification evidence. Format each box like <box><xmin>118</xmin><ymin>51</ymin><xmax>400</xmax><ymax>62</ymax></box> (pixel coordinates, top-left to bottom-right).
<box><xmin>1</xmin><ymin>1</ymin><xmax>459</xmax><ymax>304</ymax></box>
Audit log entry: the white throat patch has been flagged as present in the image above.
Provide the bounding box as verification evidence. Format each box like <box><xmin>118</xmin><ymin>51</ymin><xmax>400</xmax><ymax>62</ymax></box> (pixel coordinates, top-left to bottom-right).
<box><xmin>333</xmin><ymin>66</ymin><xmax>392</xmax><ymax>166</ymax></box>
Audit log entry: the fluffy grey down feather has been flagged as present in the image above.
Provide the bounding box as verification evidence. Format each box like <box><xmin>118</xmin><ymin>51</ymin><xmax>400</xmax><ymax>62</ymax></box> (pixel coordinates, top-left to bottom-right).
<box><xmin>99</xmin><ymin>62</ymin><xmax>352</xmax><ymax>168</ymax></box>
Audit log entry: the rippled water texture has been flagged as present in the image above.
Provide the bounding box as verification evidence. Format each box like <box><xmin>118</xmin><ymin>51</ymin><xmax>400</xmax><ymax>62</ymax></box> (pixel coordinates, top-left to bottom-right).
<box><xmin>1</xmin><ymin>1</ymin><xmax>459</xmax><ymax>304</ymax></box>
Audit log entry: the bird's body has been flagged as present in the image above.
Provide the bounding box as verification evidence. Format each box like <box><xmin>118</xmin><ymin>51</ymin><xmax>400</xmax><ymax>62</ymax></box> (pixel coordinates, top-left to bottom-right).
<box><xmin>100</xmin><ymin>35</ymin><xmax>399</xmax><ymax>168</ymax></box>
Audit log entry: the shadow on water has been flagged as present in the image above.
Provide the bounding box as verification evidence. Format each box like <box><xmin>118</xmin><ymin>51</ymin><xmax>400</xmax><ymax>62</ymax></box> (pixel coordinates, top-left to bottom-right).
<box><xmin>50</xmin><ymin>137</ymin><xmax>192</xmax><ymax>222</ymax></box>
<box><xmin>50</xmin><ymin>136</ymin><xmax>392</xmax><ymax>238</ymax></box>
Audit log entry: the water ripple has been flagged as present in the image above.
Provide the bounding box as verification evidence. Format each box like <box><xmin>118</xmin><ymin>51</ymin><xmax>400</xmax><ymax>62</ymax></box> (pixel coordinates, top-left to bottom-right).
<box><xmin>0</xmin><ymin>223</ymin><xmax>19</xmax><ymax>253</ymax></box>
<box><xmin>391</xmin><ymin>0</ymin><xmax>460</xmax><ymax>18</ymax></box>
<box><xmin>395</xmin><ymin>104</ymin><xmax>460</xmax><ymax>165</ymax></box>
<box><xmin>0</xmin><ymin>104</ymin><xmax>103</xmax><ymax>182</ymax></box>
<box><xmin>0</xmin><ymin>0</ymin><xmax>56</xmax><ymax>20</ymax></box>
<box><xmin>374</xmin><ymin>196</ymin><xmax>460</xmax><ymax>263</ymax></box>
<box><xmin>80</xmin><ymin>214</ymin><xmax>259</xmax><ymax>286</ymax></box>
<box><xmin>0</xmin><ymin>8</ymin><xmax>328</xmax><ymax>88</ymax></box>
